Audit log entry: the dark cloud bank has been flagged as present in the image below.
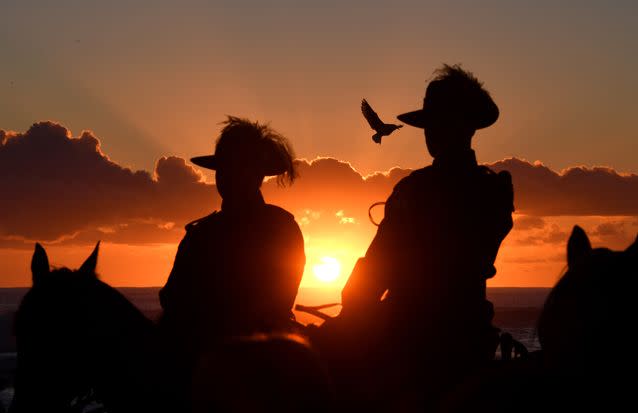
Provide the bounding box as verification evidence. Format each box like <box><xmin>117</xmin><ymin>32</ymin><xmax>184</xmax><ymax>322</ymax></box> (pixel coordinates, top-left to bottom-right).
<box><xmin>2</xmin><ymin>122</ymin><xmax>637</xmax><ymax>248</ymax></box>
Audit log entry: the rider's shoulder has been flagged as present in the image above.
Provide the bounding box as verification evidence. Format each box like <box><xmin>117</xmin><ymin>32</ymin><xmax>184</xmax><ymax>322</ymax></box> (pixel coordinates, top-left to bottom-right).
<box><xmin>263</xmin><ymin>204</ymin><xmax>303</xmax><ymax>235</ymax></box>
<box><xmin>476</xmin><ymin>165</ymin><xmax>513</xmax><ymax>187</ymax></box>
<box><xmin>384</xmin><ymin>166</ymin><xmax>434</xmax><ymax>209</ymax></box>
<box><xmin>392</xmin><ymin>166</ymin><xmax>435</xmax><ymax>194</ymax></box>
<box><xmin>263</xmin><ymin>203</ymin><xmax>296</xmax><ymax>222</ymax></box>
<box><xmin>407</xmin><ymin>165</ymin><xmax>436</xmax><ymax>180</ymax></box>
<box><xmin>475</xmin><ymin>166</ymin><xmax>514</xmax><ymax>209</ymax></box>
<box><xmin>184</xmin><ymin>211</ymin><xmax>220</xmax><ymax>232</ymax></box>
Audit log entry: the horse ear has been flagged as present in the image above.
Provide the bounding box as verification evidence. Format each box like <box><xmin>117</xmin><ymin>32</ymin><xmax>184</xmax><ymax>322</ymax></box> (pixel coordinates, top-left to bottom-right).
<box><xmin>567</xmin><ymin>225</ymin><xmax>592</xmax><ymax>268</ymax></box>
<box><xmin>31</xmin><ymin>243</ymin><xmax>50</xmax><ymax>285</ymax></box>
<box><xmin>79</xmin><ymin>241</ymin><xmax>100</xmax><ymax>276</ymax></box>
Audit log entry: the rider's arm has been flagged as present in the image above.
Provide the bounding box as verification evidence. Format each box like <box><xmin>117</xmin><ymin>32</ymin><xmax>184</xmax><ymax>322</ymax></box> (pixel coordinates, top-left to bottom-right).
<box><xmin>341</xmin><ymin>180</ymin><xmax>408</xmax><ymax>312</ymax></box>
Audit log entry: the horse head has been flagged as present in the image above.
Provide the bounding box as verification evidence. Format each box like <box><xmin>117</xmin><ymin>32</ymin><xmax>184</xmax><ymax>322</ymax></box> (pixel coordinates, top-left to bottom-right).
<box><xmin>11</xmin><ymin>242</ymin><xmax>103</xmax><ymax>412</ymax></box>
<box><xmin>538</xmin><ymin>225</ymin><xmax>638</xmax><ymax>374</ymax></box>
<box><xmin>11</xmin><ymin>242</ymin><xmax>163</xmax><ymax>412</ymax></box>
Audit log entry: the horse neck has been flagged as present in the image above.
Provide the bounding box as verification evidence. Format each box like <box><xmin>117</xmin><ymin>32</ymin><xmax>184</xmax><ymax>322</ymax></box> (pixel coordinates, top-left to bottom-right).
<box><xmin>79</xmin><ymin>285</ymin><xmax>162</xmax><ymax>410</ymax></box>
<box><xmin>87</xmin><ymin>283</ymin><xmax>156</xmax><ymax>346</ymax></box>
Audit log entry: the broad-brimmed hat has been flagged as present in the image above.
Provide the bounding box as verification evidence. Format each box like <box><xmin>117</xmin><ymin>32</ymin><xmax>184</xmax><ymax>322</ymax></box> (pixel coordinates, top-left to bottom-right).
<box><xmin>398</xmin><ymin>67</ymin><xmax>499</xmax><ymax>130</ymax></box>
<box><xmin>190</xmin><ymin>117</ymin><xmax>294</xmax><ymax>178</ymax></box>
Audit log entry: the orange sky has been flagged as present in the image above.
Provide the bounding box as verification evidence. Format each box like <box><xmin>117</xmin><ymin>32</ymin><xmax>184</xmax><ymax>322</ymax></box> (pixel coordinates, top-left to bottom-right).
<box><xmin>1</xmin><ymin>122</ymin><xmax>637</xmax><ymax>292</ymax></box>
<box><xmin>1</xmin><ymin>2</ymin><xmax>638</xmax><ymax>292</ymax></box>
<box><xmin>1</xmin><ymin>213</ymin><xmax>634</xmax><ymax>290</ymax></box>
<box><xmin>2</xmin><ymin>2</ymin><xmax>637</xmax><ymax>175</ymax></box>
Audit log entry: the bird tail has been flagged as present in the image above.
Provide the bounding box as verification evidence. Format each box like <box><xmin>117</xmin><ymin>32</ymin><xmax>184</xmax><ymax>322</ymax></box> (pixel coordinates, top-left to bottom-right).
<box><xmin>372</xmin><ymin>133</ymin><xmax>383</xmax><ymax>144</ymax></box>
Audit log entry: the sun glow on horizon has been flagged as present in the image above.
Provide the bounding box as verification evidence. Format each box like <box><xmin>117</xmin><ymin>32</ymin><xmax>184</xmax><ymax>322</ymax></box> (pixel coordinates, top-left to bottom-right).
<box><xmin>312</xmin><ymin>256</ymin><xmax>341</xmax><ymax>283</ymax></box>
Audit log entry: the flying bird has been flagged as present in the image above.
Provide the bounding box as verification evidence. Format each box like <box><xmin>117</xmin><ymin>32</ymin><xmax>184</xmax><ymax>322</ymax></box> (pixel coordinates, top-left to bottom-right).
<box><xmin>361</xmin><ymin>99</ymin><xmax>403</xmax><ymax>144</ymax></box>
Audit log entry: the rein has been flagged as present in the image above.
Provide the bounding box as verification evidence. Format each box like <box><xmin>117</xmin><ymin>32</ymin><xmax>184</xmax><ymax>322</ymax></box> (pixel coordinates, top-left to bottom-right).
<box><xmin>294</xmin><ymin>303</ymin><xmax>341</xmax><ymax>321</ymax></box>
<box><xmin>368</xmin><ymin>202</ymin><xmax>386</xmax><ymax>227</ymax></box>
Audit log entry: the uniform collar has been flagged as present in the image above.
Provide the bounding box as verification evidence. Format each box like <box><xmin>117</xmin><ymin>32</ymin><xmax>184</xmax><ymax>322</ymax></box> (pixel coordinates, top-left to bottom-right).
<box><xmin>432</xmin><ymin>149</ymin><xmax>477</xmax><ymax>170</ymax></box>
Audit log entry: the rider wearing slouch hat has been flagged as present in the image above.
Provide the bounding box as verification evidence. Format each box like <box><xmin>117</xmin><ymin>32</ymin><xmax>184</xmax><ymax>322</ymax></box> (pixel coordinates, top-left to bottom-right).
<box><xmin>341</xmin><ymin>64</ymin><xmax>514</xmax><ymax>385</ymax></box>
<box><xmin>159</xmin><ymin>117</ymin><xmax>305</xmax><ymax>360</ymax></box>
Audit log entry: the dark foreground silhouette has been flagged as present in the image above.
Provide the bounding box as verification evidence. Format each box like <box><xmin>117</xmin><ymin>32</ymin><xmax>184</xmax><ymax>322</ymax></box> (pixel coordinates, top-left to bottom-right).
<box><xmin>11</xmin><ymin>117</ymin><xmax>321</xmax><ymax>413</ymax></box>
<box><xmin>192</xmin><ymin>334</ymin><xmax>334</xmax><ymax>413</ymax></box>
<box><xmin>309</xmin><ymin>64</ymin><xmax>512</xmax><ymax>411</ymax></box>
<box><xmin>12</xmin><ymin>227</ymin><xmax>637</xmax><ymax>412</ymax></box>
<box><xmin>11</xmin><ymin>243</ymin><xmax>178</xmax><ymax>413</ymax></box>
<box><xmin>440</xmin><ymin>226</ymin><xmax>638</xmax><ymax>412</ymax></box>
<box><xmin>10</xmin><ymin>67</ymin><xmax>637</xmax><ymax>411</ymax></box>
<box><xmin>535</xmin><ymin>225</ymin><xmax>637</xmax><ymax>409</ymax></box>
<box><xmin>159</xmin><ymin>117</ymin><xmax>306</xmax><ymax>399</ymax></box>
<box><xmin>11</xmin><ymin>244</ymin><xmax>331</xmax><ymax>413</ymax></box>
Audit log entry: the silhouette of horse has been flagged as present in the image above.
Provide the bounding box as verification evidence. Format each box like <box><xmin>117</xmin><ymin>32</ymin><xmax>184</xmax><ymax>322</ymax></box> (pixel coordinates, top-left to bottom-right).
<box><xmin>12</xmin><ymin>243</ymin><xmax>331</xmax><ymax>412</ymax></box>
<box><xmin>536</xmin><ymin>226</ymin><xmax>637</xmax><ymax>407</ymax></box>
<box><xmin>442</xmin><ymin>225</ymin><xmax>638</xmax><ymax>412</ymax></box>
<box><xmin>11</xmin><ymin>243</ymin><xmax>180</xmax><ymax>413</ymax></box>
<box><xmin>538</xmin><ymin>225</ymin><xmax>638</xmax><ymax>372</ymax></box>
<box><xmin>301</xmin><ymin>299</ymin><xmax>440</xmax><ymax>411</ymax></box>
<box><xmin>192</xmin><ymin>333</ymin><xmax>335</xmax><ymax>413</ymax></box>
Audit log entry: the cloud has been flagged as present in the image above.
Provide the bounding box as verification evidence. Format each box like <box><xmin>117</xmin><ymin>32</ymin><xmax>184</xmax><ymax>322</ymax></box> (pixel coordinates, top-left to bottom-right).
<box><xmin>262</xmin><ymin>157</ymin><xmax>408</xmax><ymax>239</ymax></box>
<box><xmin>588</xmin><ymin>219</ymin><xmax>637</xmax><ymax>248</ymax></box>
<box><xmin>513</xmin><ymin>223</ymin><xmax>568</xmax><ymax>246</ymax></box>
<box><xmin>542</xmin><ymin>224</ymin><xmax>569</xmax><ymax>244</ymax></box>
<box><xmin>592</xmin><ymin>221</ymin><xmax>626</xmax><ymax>237</ymax></box>
<box><xmin>0</xmin><ymin>122</ymin><xmax>217</xmax><ymax>244</ymax></box>
<box><xmin>2</xmin><ymin>121</ymin><xmax>638</xmax><ymax>250</ymax></box>
<box><xmin>336</xmin><ymin>210</ymin><xmax>357</xmax><ymax>225</ymax></box>
<box><xmin>272</xmin><ymin>156</ymin><xmax>638</xmax><ymax>226</ymax></box>
<box><xmin>514</xmin><ymin>215</ymin><xmax>546</xmax><ymax>231</ymax></box>
<box><xmin>490</xmin><ymin>158</ymin><xmax>638</xmax><ymax>216</ymax></box>
<box><xmin>502</xmin><ymin>256</ymin><xmax>549</xmax><ymax>264</ymax></box>
<box><xmin>266</xmin><ymin>157</ymin><xmax>408</xmax><ymax>216</ymax></box>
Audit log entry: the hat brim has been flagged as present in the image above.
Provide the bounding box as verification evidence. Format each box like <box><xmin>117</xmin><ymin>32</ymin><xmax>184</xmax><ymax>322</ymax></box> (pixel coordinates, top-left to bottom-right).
<box><xmin>397</xmin><ymin>107</ymin><xmax>498</xmax><ymax>130</ymax></box>
<box><xmin>190</xmin><ymin>155</ymin><xmax>217</xmax><ymax>170</ymax></box>
<box><xmin>190</xmin><ymin>154</ymin><xmax>286</xmax><ymax>176</ymax></box>
<box><xmin>397</xmin><ymin>110</ymin><xmax>428</xmax><ymax>128</ymax></box>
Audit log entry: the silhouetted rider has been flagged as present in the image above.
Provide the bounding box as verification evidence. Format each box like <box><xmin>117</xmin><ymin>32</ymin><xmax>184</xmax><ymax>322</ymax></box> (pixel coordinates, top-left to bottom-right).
<box><xmin>159</xmin><ymin>117</ymin><xmax>305</xmax><ymax>362</ymax></box>
<box><xmin>341</xmin><ymin>65</ymin><xmax>514</xmax><ymax>390</ymax></box>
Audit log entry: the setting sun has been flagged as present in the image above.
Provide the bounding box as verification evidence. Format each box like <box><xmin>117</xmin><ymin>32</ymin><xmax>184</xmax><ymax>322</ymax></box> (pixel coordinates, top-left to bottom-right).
<box><xmin>313</xmin><ymin>256</ymin><xmax>341</xmax><ymax>283</ymax></box>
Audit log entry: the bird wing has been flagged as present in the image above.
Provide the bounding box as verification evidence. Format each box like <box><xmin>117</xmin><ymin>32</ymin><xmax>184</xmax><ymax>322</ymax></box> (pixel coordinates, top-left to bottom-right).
<box><xmin>361</xmin><ymin>99</ymin><xmax>385</xmax><ymax>131</ymax></box>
